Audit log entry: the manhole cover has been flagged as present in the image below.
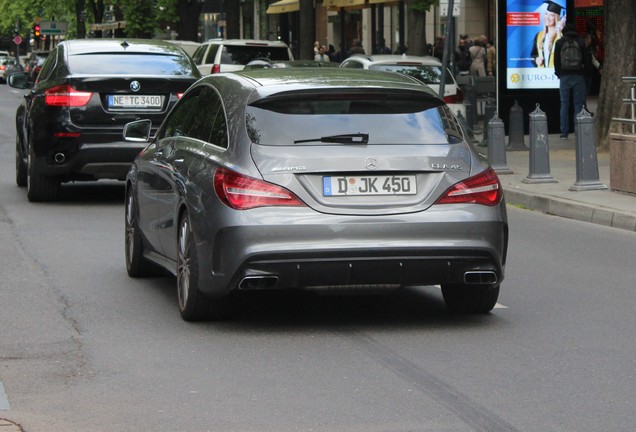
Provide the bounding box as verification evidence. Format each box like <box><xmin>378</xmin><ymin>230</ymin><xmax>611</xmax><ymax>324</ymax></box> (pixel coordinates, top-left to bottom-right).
<box><xmin>0</xmin><ymin>419</ymin><xmax>24</xmax><ymax>432</ymax></box>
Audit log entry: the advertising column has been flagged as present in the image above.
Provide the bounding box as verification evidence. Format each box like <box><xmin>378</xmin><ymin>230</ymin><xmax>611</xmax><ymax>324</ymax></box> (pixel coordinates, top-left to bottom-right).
<box><xmin>506</xmin><ymin>0</ymin><xmax>565</xmax><ymax>90</ymax></box>
<box><xmin>498</xmin><ymin>0</ymin><xmax>570</xmax><ymax>133</ymax></box>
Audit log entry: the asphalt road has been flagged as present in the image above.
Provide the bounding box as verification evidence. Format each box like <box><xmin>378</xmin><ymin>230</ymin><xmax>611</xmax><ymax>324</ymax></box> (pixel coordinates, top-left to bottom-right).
<box><xmin>1</xmin><ymin>83</ymin><xmax>636</xmax><ymax>432</ymax></box>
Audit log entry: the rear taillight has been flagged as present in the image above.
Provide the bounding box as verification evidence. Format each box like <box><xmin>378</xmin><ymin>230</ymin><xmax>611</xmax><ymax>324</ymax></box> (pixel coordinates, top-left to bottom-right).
<box><xmin>45</xmin><ymin>85</ymin><xmax>93</xmax><ymax>107</ymax></box>
<box><xmin>0</xmin><ymin>65</ymin><xmax>6</xmax><ymax>71</ymax></box>
<box><xmin>176</xmin><ymin>93</ymin><xmax>184</xmax><ymax>99</ymax></box>
<box><xmin>443</xmin><ymin>88</ymin><xmax>464</xmax><ymax>104</ymax></box>
<box><xmin>435</xmin><ymin>167</ymin><xmax>502</xmax><ymax>206</ymax></box>
<box><xmin>211</xmin><ymin>64</ymin><xmax>221</xmax><ymax>74</ymax></box>
<box><xmin>214</xmin><ymin>168</ymin><xmax>305</xmax><ymax>210</ymax></box>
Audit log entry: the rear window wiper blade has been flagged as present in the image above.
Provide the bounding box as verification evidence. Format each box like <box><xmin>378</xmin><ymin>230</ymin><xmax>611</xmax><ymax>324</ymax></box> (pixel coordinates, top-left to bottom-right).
<box><xmin>294</xmin><ymin>133</ymin><xmax>369</xmax><ymax>144</ymax></box>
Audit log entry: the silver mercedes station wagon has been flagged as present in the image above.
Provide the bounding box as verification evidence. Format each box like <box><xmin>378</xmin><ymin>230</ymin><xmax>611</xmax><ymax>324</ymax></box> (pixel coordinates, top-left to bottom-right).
<box><xmin>124</xmin><ymin>68</ymin><xmax>508</xmax><ymax>321</ymax></box>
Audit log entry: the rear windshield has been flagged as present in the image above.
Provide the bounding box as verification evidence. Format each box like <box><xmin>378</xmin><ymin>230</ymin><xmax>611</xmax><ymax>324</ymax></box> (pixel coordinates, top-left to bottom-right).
<box><xmin>221</xmin><ymin>45</ymin><xmax>291</xmax><ymax>65</ymax></box>
<box><xmin>246</xmin><ymin>93</ymin><xmax>462</xmax><ymax>145</ymax></box>
<box><xmin>369</xmin><ymin>64</ymin><xmax>454</xmax><ymax>85</ymax></box>
<box><xmin>68</xmin><ymin>53</ymin><xmax>194</xmax><ymax>76</ymax></box>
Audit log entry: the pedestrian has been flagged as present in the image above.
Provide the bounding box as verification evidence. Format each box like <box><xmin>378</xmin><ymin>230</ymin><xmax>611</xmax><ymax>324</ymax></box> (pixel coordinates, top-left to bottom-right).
<box><xmin>328</xmin><ymin>44</ymin><xmax>341</xmax><ymax>63</ymax></box>
<box><xmin>375</xmin><ymin>38</ymin><xmax>391</xmax><ymax>54</ymax></box>
<box><xmin>314</xmin><ymin>45</ymin><xmax>331</xmax><ymax>62</ymax></box>
<box><xmin>454</xmin><ymin>38</ymin><xmax>471</xmax><ymax>76</ymax></box>
<box><xmin>348</xmin><ymin>39</ymin><xmax>365</xmax><ymax>57</ymax></box>
<box><xmin>553</xmin><ymin>23</ymin><xmax>587</xmax><ymax>139</ymax></box>
<box><xmin>433</xmin><ymin>36</ymin><xmax>444</xmax><ymax>61</ymax></box>
<box><xmin>486</xmin><ymin>39</ymin><xmax>496</xmax><ymax>76</ymax></box>
<box><xmin>469</xmin><ymin>40</ymin><xmax>487</xmax><ymax>77</ymax></box>
<box><xmin>582</xmin><ymin>33</ymin><xmax>601</xmax><ymax>111</ymax></box>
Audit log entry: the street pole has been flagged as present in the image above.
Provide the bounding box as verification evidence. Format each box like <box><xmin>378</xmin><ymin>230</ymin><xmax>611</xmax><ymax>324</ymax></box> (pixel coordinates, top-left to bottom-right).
<box><xmin>439</xmin><ymin>0</ymin><xmax>454</xmax><ymax>100</ymax></box>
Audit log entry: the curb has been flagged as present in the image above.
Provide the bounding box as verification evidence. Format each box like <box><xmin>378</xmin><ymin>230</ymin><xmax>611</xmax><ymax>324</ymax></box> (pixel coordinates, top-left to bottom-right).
<box><xmin>504</xmin><ymin>189</ymin><xmax>636</xmax><ymax>232</ymax></box>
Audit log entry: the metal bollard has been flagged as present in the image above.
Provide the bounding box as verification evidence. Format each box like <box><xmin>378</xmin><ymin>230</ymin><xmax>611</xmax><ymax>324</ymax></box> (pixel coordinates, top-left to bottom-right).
<box><xmin>487</xmin><ymin>113</ymin><xmax>513</xmax><ymax>174</ymax></box>
<box><xmin>455</xmin><ymin>110</ymin><xmax>475</xmax><ymax>144</ymax></box>
<box><xmin>523</xmin><ymin>104</ymin><xmax>557</xmax><ymax>184</ymax></box>
<box><xmin>569</xmin><ymin>108</ymin><xmax>608</xmax><ymax>191</ymax></box>
<box><xmin>464</xmin><ymin>84</ymin><xmax>477</xmax><ymax>131</ymax></box>
<box><xmin>480</xmin><ymin>100</ymin><xmax>497</xmax><ymax>147</ymax></box>
<box><xmin>507</xmin><ymin>100</ymin><xmax>526</xmax><ymax>151</ymax></box>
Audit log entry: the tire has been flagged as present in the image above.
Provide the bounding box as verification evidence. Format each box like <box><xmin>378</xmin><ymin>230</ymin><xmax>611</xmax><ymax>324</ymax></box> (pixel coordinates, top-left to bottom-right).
<box><xmin>125</xmin><ymin>188</ymin><xmax>162</xmax><ymax>277</ymax></box>
<box><xmin>15</xmin><ymin>135</ymin><xmax>27</xmax><ymax>187</ymax></box>
<box><xmin>441</xmin><ymin>284</ymin><xmax>500</xmax><ymax>314</ymax></box>
<box><xmin>177</xmin><ymin>211</ymin><xmax>230</xmax><ymax>321</ymax></box>
<box><xmin>26</xmin><ymin>149</ymin><xmax>60</xmax><ymax>202</ymax></box>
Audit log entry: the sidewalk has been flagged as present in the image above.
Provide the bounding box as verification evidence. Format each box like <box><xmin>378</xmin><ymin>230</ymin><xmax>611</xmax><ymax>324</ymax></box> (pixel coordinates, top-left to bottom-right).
<box><xmin>492</xmin><ymin>135</ymin><xmax>636</xmax><ymax>232</ymax></box>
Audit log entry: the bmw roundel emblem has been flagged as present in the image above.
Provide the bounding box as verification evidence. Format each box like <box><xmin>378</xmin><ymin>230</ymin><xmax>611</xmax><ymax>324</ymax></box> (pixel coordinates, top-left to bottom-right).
<box><xmin>130</xmin><ymin>81</ymin><xmax>141</xmax><ymax>92</ymax></box>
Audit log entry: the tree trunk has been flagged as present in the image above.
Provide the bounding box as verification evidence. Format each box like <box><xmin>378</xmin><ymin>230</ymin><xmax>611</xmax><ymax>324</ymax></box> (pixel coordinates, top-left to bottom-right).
<box><xmin>406</xmin><ymin>8</ymin><xmax>426</xmax><ymax>56</ymax></box>
<box><xmin>298</xmin><ymin>0</ymin><xmax>315</xmax><ymax>60</ymax></box>
<box><xmin>596</xmin><ymin>0</ymin><xmax>636</xmax><ymax>149</ymax></box>
<box><xmin>176</xmin><ymin>0</ymin><xmax>204</xmax><ymax>41</ymax></box>
<box><xmin>75</xmin><ymin>0</ymin><xmax>87</xmax><ymax>39</ymax></box>
<box><xmin>224</xmin><ymin>0</ymin><xmax>240</xmax><ymax>39</ymax></box>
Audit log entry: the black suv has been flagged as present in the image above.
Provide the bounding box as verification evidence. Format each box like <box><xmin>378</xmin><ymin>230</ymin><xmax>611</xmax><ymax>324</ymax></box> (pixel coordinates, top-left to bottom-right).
<box><xmin>9</xmin><ymin>39</ymin><xmax>201</xmax><ymax>201</ymax></box>
<box><xmin>24</xmin><ymin>51</ymin><xmax>50</xmax><ymax>83</ymax></box>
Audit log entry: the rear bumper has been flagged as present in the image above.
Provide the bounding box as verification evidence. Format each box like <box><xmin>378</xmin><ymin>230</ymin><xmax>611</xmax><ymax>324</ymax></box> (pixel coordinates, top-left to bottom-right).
<box><xmin>32</xmin><ymin>136</ymin><xmax>145</xmax><ymax>181</ymax></box>
<box><xmin>192</xmin><ymin>204</ymin><xmax>508</xmax><ymax>297</ymax></box>
<box><xmin>33</xmin><ymin>132</ymin><xmax>146</xmax><ymax>181</ymax></box>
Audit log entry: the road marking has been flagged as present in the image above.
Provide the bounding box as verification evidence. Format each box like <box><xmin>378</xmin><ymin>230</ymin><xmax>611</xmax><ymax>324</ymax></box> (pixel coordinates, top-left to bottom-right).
<box><xmin>0</xmin><ymin>381</ymin><xmax>10</xmax><ymax>410</ymax></box>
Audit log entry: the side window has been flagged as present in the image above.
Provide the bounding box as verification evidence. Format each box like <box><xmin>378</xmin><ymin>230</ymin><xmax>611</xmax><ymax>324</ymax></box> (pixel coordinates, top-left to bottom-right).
<box><xmin>191</xmin><ymin>45</ymin><xmax>205</xmax><ymax>65</ymax></box>
<box><xmin>157</xmin><ymin>88</ymin><xmax>202</xmax><ymax>141</ymax></box>
<box><xmin>208</xmin><ymin>91</ymin><xmax>228</xmax><ymax>149</ymax></box>
<box><xmin>187</xmin><ymin>87</ymin><xmax>218</xmax><ymax>142</ymax></box>
<box><xmin>36</xmin><ymin>52</ymin><xmax>57</xmax><ymax>82</ymax></box>
<box><xmin>341</xmin><ymin>60</ymin><xmax>362</xmax><ymax>69</ymax></box>
<box><xmin>205</xmin><ymin>44</ymin><xmax>220</xmax><ymax>64</ymax></box>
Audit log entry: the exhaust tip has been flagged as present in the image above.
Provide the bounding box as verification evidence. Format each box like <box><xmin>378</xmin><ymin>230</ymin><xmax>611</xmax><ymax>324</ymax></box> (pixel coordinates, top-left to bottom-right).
<box><xmin>464</xmin><ymin>271</ymin><xmax>498</xmax><ymax>285</ymax></box>
<box><xmin>239</xmin><ymin>275</ymin><xmax>279</xmax><ymax>290</ymax></box>
<box><xmin>54</xmin><ymin>152</ymin><xmax>66</xmax><ymax>164</ymax></box>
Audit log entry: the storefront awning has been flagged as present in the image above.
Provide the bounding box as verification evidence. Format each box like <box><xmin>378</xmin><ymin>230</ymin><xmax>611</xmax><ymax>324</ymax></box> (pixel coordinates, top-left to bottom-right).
<box><xmin>90</xmin><ymin>21</ymin><xmax>127</xmax><ymax>31</ymax></box>
<box><xmin>266</xmin><ymin>0</ymin><xmax>300</xmax><ymax>14</ymax></box>
<box><xmin>324</xmin><ymin>0</ymin><xmax>367</xmax><ymax>10</ymax></box>
<box><xmin>367</xmin><ymin>0</ymin><xmax>402</xmax><ymax>5</ymax></box>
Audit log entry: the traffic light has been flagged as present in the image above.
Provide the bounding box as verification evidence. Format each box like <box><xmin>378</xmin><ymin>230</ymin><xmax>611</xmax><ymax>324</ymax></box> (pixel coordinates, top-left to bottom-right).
<box><xmin>33</xmin><ymin>24</ymin><xmax>41</xmax><ymax>39</ymax></box>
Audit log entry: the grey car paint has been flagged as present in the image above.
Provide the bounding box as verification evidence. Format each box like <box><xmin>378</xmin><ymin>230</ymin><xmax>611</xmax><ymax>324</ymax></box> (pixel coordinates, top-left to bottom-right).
<box><xmin>125</xmin><ymin>68</ymin><xmax>508</xmax><ymax>320</ymax></box>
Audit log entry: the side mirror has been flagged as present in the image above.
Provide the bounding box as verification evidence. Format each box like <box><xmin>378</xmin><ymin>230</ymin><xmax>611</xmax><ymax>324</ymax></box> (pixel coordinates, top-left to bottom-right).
<box><xmin>7</xmin><ymin>72</ymin><xmax>28</xmax><ymax>89</ymax></box>
<box><xmin>123</xmin><ymin>119</ymin><xmax>152</xmax><ymax>142</ymax></box>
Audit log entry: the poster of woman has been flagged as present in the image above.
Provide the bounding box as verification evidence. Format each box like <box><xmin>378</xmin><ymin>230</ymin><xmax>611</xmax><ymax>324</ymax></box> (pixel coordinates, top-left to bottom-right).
<box><xmin>506</xmin><ymin>0</ymin><xmax>567</xmax><ymax>89</ymax></box>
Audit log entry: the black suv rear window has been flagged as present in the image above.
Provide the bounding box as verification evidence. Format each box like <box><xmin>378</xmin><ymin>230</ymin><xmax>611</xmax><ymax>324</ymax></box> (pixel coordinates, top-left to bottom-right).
<box><xmin>68</xmin><ymin>53</ymin><xmax>194</xmax><ymax>76</ymax></box>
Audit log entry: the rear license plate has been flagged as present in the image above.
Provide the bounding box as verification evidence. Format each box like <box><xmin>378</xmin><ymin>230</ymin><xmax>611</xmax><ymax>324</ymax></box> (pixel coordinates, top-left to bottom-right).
<box><xmin>323</xmin><ymin>175</ymin><xmax>417</xmax><ymax>196</ymax></box>
<box><xmin>108</xmin><ymin>95</ymin><xmax>163</xmax><ymax>109</ymax></box>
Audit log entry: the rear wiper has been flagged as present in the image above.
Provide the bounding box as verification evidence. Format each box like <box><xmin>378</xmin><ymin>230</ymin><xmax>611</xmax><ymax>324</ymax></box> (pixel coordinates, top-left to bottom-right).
<box><xmin>294</xmin><ymin>133</ymin><xmax>369</xmax><ymax>144</ymax></box>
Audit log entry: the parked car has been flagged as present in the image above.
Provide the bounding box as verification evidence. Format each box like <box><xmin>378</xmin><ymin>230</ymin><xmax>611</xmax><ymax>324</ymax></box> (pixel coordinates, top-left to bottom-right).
<box><xmin>0</xmin><ymin>57</ymin><xmax>21</xmax><ymax>83</ymax></box>
<box><xmin>191</xmin><ymin>38</ymin><xmax>294</xmax><ymax>75</ymax></box>
<box><xmin>123</xmin><ymin>68</ymin><xmax>508</xmax><ymax>321</ymax></box>
<box><xmin>24</xmin><ymin>51</ymin><xmax>50</xmax><ymax>83</ymax></box>
<box><xmin>339</xmin><ymin>54</ymin><xmax>466</xmax><ymax>117</ymax></box>
<box><xmin>9</xmin><ymin>39</ymin><xmax>201</xmax><ymax>201</ymax></box>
